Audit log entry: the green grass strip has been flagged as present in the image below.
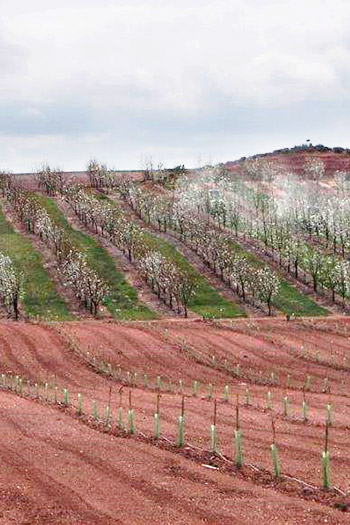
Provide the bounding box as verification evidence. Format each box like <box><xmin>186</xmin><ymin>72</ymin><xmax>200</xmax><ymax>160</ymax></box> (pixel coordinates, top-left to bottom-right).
<box><xmin>0</xmin><ymin>203</ymin><xmax>72</xmax><ymax>320</ymax></box>
<box><xmin>273</xmin><ymin>280</ymin><xmax>326</xmax><ymax>316</ymax></box>
<box><xmin>37</xmin><ymin>195</ymin><xmax>156</xmax><ymax>320</ymax></box>
<box><xmin>228</xmin><ymin>239</ymin><xmax>327</xmax><ymax>317</ymax></box>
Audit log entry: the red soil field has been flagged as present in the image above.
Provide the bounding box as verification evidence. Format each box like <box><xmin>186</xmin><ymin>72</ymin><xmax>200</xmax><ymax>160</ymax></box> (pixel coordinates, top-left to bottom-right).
<box><xmin>0</xmin><ymin>317</ymin><xmax>350</xmax><ymax>523</ymax></box>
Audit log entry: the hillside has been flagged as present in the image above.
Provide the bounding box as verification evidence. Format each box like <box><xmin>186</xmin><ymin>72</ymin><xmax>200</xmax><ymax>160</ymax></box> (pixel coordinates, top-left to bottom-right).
<box><xmin>0</xmin><ymin>159</ymin><xmax>350</xmax><ymax>522</ymax></box>
<box><xmin>225</xmin><ymin>146</ymin><xmax>350</xmax><ymax>176</ymax></box>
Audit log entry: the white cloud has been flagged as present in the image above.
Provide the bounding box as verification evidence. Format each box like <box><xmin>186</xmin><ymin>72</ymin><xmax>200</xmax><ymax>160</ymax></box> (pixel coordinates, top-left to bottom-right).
<box><xmin>1</xmin><ymin>0</ymin><xmax>350</xmax><ymax>169</ymax></box>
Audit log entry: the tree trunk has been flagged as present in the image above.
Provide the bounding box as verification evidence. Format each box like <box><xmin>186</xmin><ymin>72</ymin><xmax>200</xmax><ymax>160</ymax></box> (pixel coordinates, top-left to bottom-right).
<box><xmin>13</xmin><ymin>295</ymin><xmax>18</xmax><ymax>321</ymax></box>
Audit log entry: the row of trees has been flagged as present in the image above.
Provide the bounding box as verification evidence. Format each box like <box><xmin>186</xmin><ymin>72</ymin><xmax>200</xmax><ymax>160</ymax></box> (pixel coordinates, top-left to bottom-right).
<box><xmin>189</xmin><ymin>172</ymin><xmax>350</xmax><ymax>305</ymax></box>
<box><xmin>111</xmin><ymin>166</ymin><xmax>350</xmax><ymax>310</ymax></box>
<box><xmin>241</xmin><ymin>158</ymin><xmax>350</xmax><ymax>258</ymax></box>
<box><xmin>264</xmin><ymin>172</ymin><xmax>350</xmax><ymax>257</ymax></box>
<box><xmin>175</xmin><ymin>164</ymin><xmax>350</xmax><ymax>306</ymax></box>
<box><xmin>112</xmin><ymin>176</ymin><xmax>280</xmax><ymax>314</ymax></box>
<box><xmin>246</xmin><ymin>215</ymin><xmax>350</xmax><ymax>300</ymax></box>
<box><xmin>160</xmin><ymin>163</ymin><xmax>350</xmax><ymax>305</ymax></box>
<box><xmin>0</xmin><ymin>253</ymin><xmax>22</xmax><ymax>319</ymax></box>
<box><xmin>186</xmin><ymin>162</ymin><xmax>350</xmax><ymax>260</ymax></box>
<box><xmin>36</xmin><ymin>165</ymin><xmax>64</xmax><ymax>196</ymax></box>
<box><xmin>87</xmin><ymin>160</ymin><xmax>117</xmax><ymax>191</ymax></box>
<box><xmin>0</xmin><ymin>173</ymin><xmax>109</xmax><ymax>315</ymax></box>
<box><xmin>233</xmin><ymin>178</ymin><xmax>350</xmax><ymax>302</ymax></box>
<box><xmin>63</xmin><ymin>185</ymin><xmax>197</xmax><ymax>317</ymax></box>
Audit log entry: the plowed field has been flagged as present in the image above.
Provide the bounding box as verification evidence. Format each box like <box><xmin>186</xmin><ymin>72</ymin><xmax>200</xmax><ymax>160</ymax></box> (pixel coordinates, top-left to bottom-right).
<box><xmin>0</xmin><ymin>317</ymin><xmax>350</xmax><ymax>523</ymax></box>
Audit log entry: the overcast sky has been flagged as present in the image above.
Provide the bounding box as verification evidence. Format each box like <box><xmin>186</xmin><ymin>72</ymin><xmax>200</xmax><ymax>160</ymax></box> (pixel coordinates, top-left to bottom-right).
<box><xmin>1</xmin><ymin>0</ymin><xmax>350</xmax><ymax>172</ymax></box>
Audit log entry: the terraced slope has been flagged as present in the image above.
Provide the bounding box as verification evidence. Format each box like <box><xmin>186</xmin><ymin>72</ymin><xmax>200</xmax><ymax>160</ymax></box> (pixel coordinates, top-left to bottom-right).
<box><xmin>111</xmin><ymin>187</ymin><xmax>326</xmax><ymax>318</ymax></box>
<box><xmin>95</xmin><ymin>193</ymin><xmax>247</xmax><ymax>319</ymax></box>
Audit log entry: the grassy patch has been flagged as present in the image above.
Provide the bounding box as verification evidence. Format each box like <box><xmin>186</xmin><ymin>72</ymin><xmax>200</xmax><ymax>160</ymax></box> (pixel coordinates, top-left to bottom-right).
<box><xmin>140</xmin><ymin>231</ymin><xmax>246</xmax><ymax>318</ymax></box>
<box><xmin>38</xmin><ymin>195</ymin><xmax>156</xmax><ymax>320</ymax></box>
<box><xmin>273</xmin><ymin>280</ymin><xmax>326</xmax><ymax>316</ymax></box>
<box><xmin>0</xmin><ymin>204</ymin><xmax>72</xmax><ymax>320</ymax></box>
<box><xmin>228</xmin><ymin>239</ymin><xmax>328</xmax><ymax>317</ymax></box>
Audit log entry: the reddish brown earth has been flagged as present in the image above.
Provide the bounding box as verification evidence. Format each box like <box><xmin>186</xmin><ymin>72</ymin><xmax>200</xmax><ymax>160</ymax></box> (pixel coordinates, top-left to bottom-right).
<box><xmin>3</xmin><ymin>391</ymin><xmax>347</xmax><ymax>525</ymax></box>
<box><xmin>0</xmin><ymin>317</ymin><xmax>350</xmax><ymax>523</ymax></box>
<box><xmin>225</xmin><ymin>151</ymin><xmax>350</xmax><ymax>177</ymax></box>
